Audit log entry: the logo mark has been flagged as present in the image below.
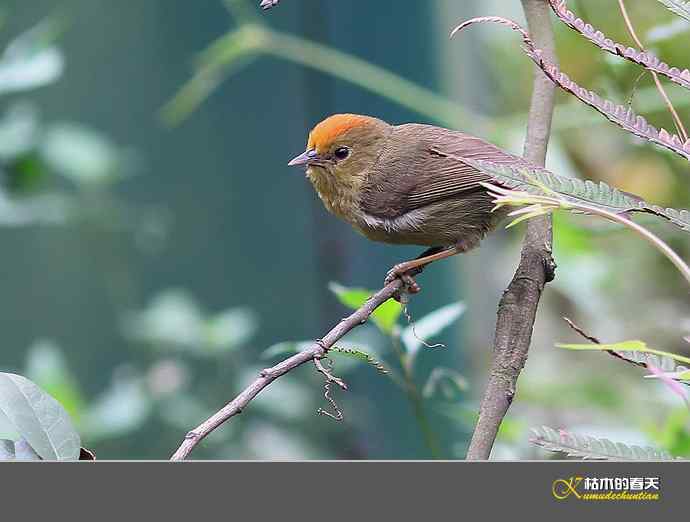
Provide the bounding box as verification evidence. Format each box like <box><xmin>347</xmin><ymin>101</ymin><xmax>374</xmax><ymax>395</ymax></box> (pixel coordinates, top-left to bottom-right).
<box><xmin>552</xmin><ymin>477</ymin><xmax>583</xmax><ymax>500</ymax></box>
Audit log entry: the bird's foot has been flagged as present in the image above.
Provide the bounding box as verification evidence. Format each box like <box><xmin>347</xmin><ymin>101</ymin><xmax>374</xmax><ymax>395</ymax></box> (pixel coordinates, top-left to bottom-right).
<box><xmin>385</xmin><ymin>265</ymin><xmax>422</xmax><ymax>303</ymax></box>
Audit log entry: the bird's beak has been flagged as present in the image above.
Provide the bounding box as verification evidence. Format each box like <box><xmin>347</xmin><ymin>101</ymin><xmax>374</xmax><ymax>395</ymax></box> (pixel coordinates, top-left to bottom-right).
<box><xmin>288</xmin><ymin>148</ymin><xmax>319</xmax><ymax>167</ymax></box>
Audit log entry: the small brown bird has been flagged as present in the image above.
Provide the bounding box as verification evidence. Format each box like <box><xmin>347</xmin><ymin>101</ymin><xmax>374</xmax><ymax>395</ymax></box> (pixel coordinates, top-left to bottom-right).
<box><xmin>288</xmin><ymin>113</ymin><xmax>534</xmax><ymax>292</ymax></box>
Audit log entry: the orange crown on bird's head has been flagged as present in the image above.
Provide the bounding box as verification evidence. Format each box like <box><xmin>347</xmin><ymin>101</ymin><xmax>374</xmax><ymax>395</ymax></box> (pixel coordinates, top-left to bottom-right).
<box><xmin>307</xmin><ymin>114</ymin><xmax>376</xmax><ymax>154</ymax></box>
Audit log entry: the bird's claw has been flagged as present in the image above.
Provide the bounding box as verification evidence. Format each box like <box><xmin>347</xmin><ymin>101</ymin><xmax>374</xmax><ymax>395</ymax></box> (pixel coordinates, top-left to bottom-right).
<box><xmin>385</xmin><ymin>266</ymin><xmax>422</xmax><ymax>303</ymax></box>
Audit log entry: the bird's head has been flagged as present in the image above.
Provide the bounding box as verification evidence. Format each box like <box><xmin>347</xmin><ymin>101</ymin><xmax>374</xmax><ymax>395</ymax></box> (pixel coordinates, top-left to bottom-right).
<box><xmin>289</xmin><ymin>114</ymin><xmax>391</xmax><ymax>203</ymax></box>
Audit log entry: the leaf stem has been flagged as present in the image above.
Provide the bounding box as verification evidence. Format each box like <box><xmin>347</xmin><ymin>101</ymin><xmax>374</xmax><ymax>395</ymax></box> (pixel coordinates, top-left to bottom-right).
<box><xmin>617</xmin><ymin>0</ymin><xmax>688</xmax><ymax>141</ymax></box>
<box><xmin>390</xmin><ymin>332</ymin><xmax>444</xmax><ymax>459</ymax></box>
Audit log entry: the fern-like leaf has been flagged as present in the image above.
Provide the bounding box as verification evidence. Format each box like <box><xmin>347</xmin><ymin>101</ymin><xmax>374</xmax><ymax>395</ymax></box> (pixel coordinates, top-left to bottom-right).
<box><xmin>330</xmin><ymin>346</ymin><xmax>389</xmax><ymax>375</ymax></box>
<box><xmin>530</xmin><ymin>426</ymin><xmax>675</xmax><ymax>460</ymax></box>
<box><xmin>657</xmin><ymin>0</ymin><xmax>690</xmax><ymax>22</ymax></box>
<box><xmin>451</xmin><ymin>17</ymin><xmax>690</xmax><ymax>162</ymax></box>
<box><xmin>453</xmin><ymin>154</ymin><xmax>690</xmax><ymax>232</ymax></box>
<box><xmin>549</xmin><ymin>0</ymin><xmax>690</xmax><ymax>91</ymax></box>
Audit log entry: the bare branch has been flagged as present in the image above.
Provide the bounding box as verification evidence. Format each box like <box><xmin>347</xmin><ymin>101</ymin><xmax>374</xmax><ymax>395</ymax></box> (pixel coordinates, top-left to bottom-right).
<box><xmin>314</xmin><ymin>358</ymin><xmax>345</xmax><ymax>421</ymax></box>
<box><xmin>562</xmin><ymin>316</ymin><xmax>601</xmax><ymax>344</ymax></box>
<box><xmin>170</xmin><ymin>270</ymin><xmax>417</xmax><ymax>460</ymax></box>
<box><xmin>313</xmin><ymin>356</ymin><xmax>348</xmax><ymax>391</ymax></box>
<box><xmin>465</xmin><ymin>0</ymin><xmax>557</xmax><ymax>460</ymax></box>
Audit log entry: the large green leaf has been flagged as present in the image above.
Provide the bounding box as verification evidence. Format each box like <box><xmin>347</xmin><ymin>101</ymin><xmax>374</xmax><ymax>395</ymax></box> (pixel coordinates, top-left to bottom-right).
<box><xmin>0</xmin><ymin>372</ymin><xmax>80</xmax><ymax>460</ymax></box>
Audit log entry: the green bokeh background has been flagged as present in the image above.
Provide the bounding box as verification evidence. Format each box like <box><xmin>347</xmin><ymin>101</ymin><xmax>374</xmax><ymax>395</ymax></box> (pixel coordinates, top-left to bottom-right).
<box><xmin>1</xmin><ymin>0</ymin><xmax>689</xmax><ymax>460</ymax></box>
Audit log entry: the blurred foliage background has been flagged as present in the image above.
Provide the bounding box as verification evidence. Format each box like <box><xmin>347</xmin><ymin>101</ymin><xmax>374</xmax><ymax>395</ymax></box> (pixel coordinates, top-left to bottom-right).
<box><xmin>0</xmin><ymin>0</ymin><xmax>689</xmax><ymax>459</ymax></box>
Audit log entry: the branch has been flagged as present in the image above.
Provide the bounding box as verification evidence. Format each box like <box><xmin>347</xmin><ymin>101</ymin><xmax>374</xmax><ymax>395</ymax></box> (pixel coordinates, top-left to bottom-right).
<box><xmin>465</xmin><ymin>0</ymin><xmax>557</xmax><ymax>460</ymax></box>
<box><xmin>562</xmin><ymin>317</ymin><xmax>690</xmax><ymax>385</ymax></box>
<box><xmin>170</xmin><ymin>270</ymin><xmax>417</xmax><ymax>460</ymax></box>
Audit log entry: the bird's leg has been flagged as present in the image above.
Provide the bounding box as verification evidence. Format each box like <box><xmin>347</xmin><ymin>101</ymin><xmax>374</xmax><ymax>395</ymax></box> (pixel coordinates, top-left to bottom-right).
<box><xmin>385</xmin><ymin>246</ymin><xmax>460</xmax><ymax>299</ymax></box>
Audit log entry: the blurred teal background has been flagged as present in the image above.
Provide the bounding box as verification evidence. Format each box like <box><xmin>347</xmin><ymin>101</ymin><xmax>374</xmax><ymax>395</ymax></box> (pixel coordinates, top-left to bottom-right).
<box><xmin>1</xmin><ymin>0</ymin><xmax>690</xmax><ymax>459</ymax></box>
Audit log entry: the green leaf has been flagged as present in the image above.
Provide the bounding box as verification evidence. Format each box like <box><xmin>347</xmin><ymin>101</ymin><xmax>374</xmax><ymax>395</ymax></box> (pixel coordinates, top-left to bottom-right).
<box><xmin>0</xmin><ymin>21</ymin><xmax>64</xmax><ymax>95</ymax></box>
<box><xmin>261</xmin><ymin>341</ymin><xmax>312</xmax><ymax>359</ymax></box>
<box><xmin>646</xmin><ymin>407</ymin><xmax>690</xmax><ymax>456</ymax></box>
<box><xmin>556</xmin><ymin>340</ymin><xmax>690</xmax><ymax>366</ymax></box>
<box><xmin>676</xmin><ymin>370</ymin><xmax>690</xmax><ymax>382</ymax></box>
<box><xmin>530</xmin><ymin>425</ymin><xmax>675</xmax><ymax>460</ymax></box>
<box><xmin>647</xmin><ymin>18</ymin><xmax>690</xmax><ymax>43</ymax></box>
<box><xmin>330</xmin><ymin>346</ymin><xmax>388</xmax><ymax>374</ymax></box>
<box><xmin>40</xmin><ymin>123</ymin><xmax>125</xmax><ymax>185</ymax></box>
<box><xmin>0</xmin><ymin>102</ymin><xmax>39</xmax><ymax>160</ymax></box>
<box><xmin>657</xmin><ymin>0</ymin><xmax>690</xmax><ymax>22</ymax></box>
<box><xmin>25</xmin><ymin>339</ymin><xmax>85</xmax><ymax>420</ymax></box>
<box><xmin>0</xmin><ymin>372</ymin><xmax>80</xmax><ymax>460</ymax></box>
<box><xmin>124</xmin><ymin>290</ymin><xmax>255</xmax><ymax>357</ymax></box>
<box><xmin>422</xmin><ymin>367</ymin><xmax>469</xmax><ymax>400</ymax></box>
<box><xmin>79</xmin><ymin>370</ymin><xmax>151</xmax><ymax>442</ymax></box>
<box><xmin>203</xmin><ymin>307</ymin><xmax>257</xmax><ymax>353</ymax></box>
<box><xmin>552</xmin><ymin>212</ymin><xmax>592</xmax><ymax>257</ymax></box>
<box><xmin>5</xmin><ymin>152</ymin><xmax>49</xmax><ymax>194</ymax></box>
<box><xmin>464</xmin><ymin>156</ymin><xmax>690</xmax><ymax>233</ymax></box>
<box><xmin>496</xmin><ymin>417</ymin><xmax>526</xmax><ymax>444</ymax></box>
<box><xmin>329</xmin><ymin>282</ymin><xmax>402</xmax><ymax>334</ymax></box>
<box><xmin>401</xmin><ymin>302</ymin><xmax>465</xmax><ymax>357</ymax></box>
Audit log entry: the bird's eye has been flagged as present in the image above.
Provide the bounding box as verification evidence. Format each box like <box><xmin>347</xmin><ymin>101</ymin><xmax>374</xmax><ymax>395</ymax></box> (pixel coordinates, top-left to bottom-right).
<box><xmin>334</xmin><ymin>147</ymin><xmax>350</xmax><ymax>160</ymax></box>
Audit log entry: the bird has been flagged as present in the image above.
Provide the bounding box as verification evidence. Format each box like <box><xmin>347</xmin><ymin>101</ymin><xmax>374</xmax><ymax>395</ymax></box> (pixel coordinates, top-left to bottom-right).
<box><xmin>288</xmin><ymin>113</ymin><xmax>537</xmax><ymax>295</ymax></box>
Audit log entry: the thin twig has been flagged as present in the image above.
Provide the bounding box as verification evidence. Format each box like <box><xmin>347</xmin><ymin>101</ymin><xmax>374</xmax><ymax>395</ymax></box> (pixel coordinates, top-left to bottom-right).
<box><xmin>562</xmin><ymin>316</ymin><xmax>638</xmax><ymax>367</ymax></box>
<box><xmin>314</xmin><ymin>356</ymin><xmax>348</xmax><ymax>391</ymax></box>
<box><xmin>562</xmin><ymin>316</ymin><xmax>689</xmax><ymax>375</ymax></box>
<box><xmin>617</xmin><ymin>0</ymin><xmax>688</xmax><ymax>141</ymax></box>
<box><xmin>170</xmin><ymin>269</ymin><xmax>419</xmax><ymax>460</ymax></box>
<box><xmin>314</xmin><ymin>357</ymin><xmax>345</xmax><ymax>421</ymax></box>
<box><xmin>562</xmin><ymin>316</ymin><xmax>601</xmax><ymax>344</ymax></box>
<box><xmin>465</xmin><ymin>0</ymin><xmax>557</xmax><ymax>460</ymax></box>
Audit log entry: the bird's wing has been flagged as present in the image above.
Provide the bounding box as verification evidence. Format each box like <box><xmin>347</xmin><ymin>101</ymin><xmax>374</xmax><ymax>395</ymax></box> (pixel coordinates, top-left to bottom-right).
<box><xmin>360</xmin><ymin>123</ymin><xmax>531</xmax><ymax>219</ymax></box>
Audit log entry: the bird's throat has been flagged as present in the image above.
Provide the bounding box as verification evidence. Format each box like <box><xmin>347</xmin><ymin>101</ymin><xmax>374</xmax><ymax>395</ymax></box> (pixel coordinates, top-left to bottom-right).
<box><xmin>306</xmin><ymin>167</ymin><xmax>360</xmax><ymax>224</ymax></box>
